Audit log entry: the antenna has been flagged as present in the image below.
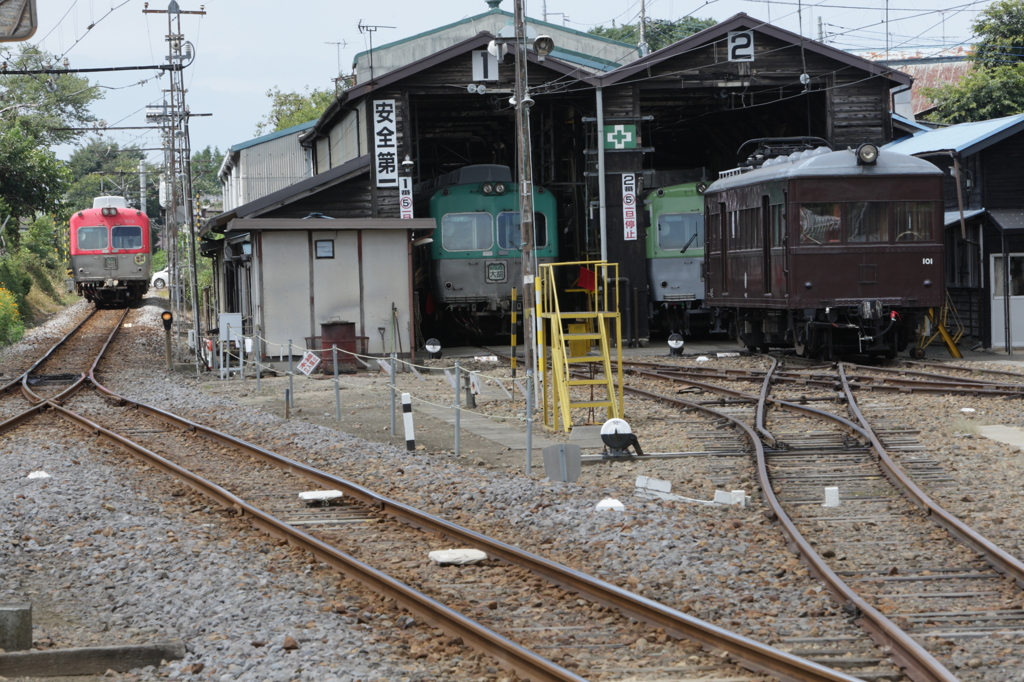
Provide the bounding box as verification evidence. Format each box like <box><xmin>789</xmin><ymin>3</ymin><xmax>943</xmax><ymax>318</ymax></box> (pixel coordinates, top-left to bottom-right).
<box><xmin>358</xmin><ymin>20</ymin><xmax>395</xmax><ymax>84</ymax></box>
<box><xmin>325</xmin><ymin>40</ymin><xmax>349</xmax><ymax>90</ymax></box>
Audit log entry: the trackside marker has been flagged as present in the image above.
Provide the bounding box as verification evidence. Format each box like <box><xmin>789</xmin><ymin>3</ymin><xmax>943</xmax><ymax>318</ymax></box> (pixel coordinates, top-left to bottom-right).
<box><xmin>402</xmin><ymin>393</ymin><xmax>416</xmax><ymax>451</ymax></box>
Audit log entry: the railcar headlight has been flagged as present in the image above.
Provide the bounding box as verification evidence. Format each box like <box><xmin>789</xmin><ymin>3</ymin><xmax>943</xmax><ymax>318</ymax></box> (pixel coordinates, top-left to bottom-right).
<box><xmin>856</xmin><ymin>143</ymin><xmax>879</xmax><ymax>165</ymax></box>
<box><xmin>482</xmin><ymin>183</ymin><xmax>494</xmax><ymax>195</ymax></box>
<box><xmin>494</xmin><ymin>183</ymin><xmax>506</xmax><ymax>195</ymax></box>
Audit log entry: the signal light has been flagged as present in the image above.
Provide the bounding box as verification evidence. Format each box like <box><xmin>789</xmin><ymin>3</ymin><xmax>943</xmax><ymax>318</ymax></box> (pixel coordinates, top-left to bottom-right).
<box><xmin>161</xmin><ymin>311</ymin><xmax>173</xmax><ymax>330</ymax></box>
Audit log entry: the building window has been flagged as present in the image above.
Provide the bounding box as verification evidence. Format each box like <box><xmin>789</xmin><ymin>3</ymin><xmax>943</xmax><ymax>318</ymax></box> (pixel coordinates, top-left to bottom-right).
<box><xmin>315</xmin><ymin>240</ymin><xmax>335</xmax><ymax>259</ymax></box>
<box><xmin>993</xmin><ymin>255</ymin><xmax>1024</xmax><ymax>297</ymax></box>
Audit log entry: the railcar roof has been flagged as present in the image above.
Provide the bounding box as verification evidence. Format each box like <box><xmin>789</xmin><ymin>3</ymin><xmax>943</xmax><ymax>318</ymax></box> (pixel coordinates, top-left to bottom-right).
<box><xmin>705</xmin><ymin>148</ymin><xmax>941</xmax><ymax>194</ymax></box>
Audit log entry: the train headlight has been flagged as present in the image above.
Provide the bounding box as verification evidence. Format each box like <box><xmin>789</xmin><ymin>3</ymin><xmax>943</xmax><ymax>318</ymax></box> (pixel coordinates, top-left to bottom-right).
<box><xmin>482</xmin><ymin>183</ymin><xmax>494</xmax><ymax>195</ymax></box>
<box><xmin>494</xmin><ymin>183</ymin><xmax>507</xmax><ymax>195</ymax></box>
<box><xmin>101</xmin><ymin>207</ymin><xmax>118</xmax><ymax>216</ymax></box>
<box><xmin>856</xmin><ymin>143</ymin><xmax>879</xmax><ymax>165</ymax></box>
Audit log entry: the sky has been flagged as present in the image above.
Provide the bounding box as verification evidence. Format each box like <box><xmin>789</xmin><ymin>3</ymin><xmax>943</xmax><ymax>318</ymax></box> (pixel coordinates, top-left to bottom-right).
<box><xmin>10</xmin><ymin>0</ymin><xmax>991</xmax><ymax>164</ymax></box>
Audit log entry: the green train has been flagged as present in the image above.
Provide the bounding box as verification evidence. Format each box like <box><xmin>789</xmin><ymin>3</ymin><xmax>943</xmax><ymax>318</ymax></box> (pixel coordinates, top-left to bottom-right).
<box><xmin>416</xmin><ymin>165</ymin><xmax>558</xmax><ymax>338</ymax></box>
<box><xmin>645</xmin><ymin>174</ymin><xmax>708</xmax><ymax>335</ymax></box>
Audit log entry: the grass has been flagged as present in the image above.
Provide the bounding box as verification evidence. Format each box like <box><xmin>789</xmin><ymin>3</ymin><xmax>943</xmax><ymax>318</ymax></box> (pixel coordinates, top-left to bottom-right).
<box><xmin>951</xmin><ymin>416</ymin><xmax>981</xmax><ymax>436</ymax></box>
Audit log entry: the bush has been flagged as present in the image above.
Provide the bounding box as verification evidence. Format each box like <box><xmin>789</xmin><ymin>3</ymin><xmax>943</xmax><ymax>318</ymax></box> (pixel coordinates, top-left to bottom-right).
<box><xmin>0</xmin><ymin>286</ymin><xmax>24</xmax><ymax>345</ymax></box>
<box><xmin>0</xmin><ymin>258</ymin><xmax>32</xmax><ymax>319</ymax></box>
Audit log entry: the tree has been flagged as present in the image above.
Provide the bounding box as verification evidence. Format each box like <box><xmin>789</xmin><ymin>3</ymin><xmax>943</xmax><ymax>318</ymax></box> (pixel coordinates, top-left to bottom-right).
<box><xmin>925</xmin><ymin>0</ymin><xmax>1024</xmax><ymax>123</ymax></box>
<box><xmin>0</xmin><ymin>43</ymin><xmax>103</xmax><ymax>146</ymax></box>
<box><xmin>971</xmin><ymin>0</ymin><xmax>1024</xmax><ymax>70</ymax></box>
<box><xmin>254</xmin><ymin>86</ymin><xmax>335</xmax><ymax>136</ymax></box>
<box><xmin>589</xmin><ymin>16</ymin><xmax>717</xmax><ymax>53</ymax></box>
<box><xmin>190</xmin><ymin>146</ymin><xmax>225</xmax><ymax>206</ymax></box>
<box><xmin>0</xmin><ymin>124</ymin><xmax>69</xmax><ymax>253</ymax></box>
<box><xmin>924</xmin><ymin>64</ymin><xmax>1024</xmax><ymax>123</ymax></box>
<box><xmin>64</xmin><ymin>138</ymin><xmax>148</xmax><ymax>215</ymax></box>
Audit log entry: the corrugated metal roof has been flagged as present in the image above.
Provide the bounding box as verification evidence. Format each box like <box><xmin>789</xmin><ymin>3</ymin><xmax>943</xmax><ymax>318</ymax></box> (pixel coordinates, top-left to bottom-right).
<box><xmin>944</xmin><ymin>208</ymin><xmax>985</xmax><ymax>226</ymax></box>
<box><xmin>892</xmin><ymin>113</ymin><xmax>931</xmax><ymax>133</ymax></box>
<box><xmin>229</xmin><ymin>120</ymin><xmax>318</xmax><ymax>153</ymax></box>
<box><xmin>989</xmin><ymin>209</ymin><xmax>1024</xmax><ymax>231</ymax></box>
<box><xmin>883</xmin><ymin>113</ymin><xmax>1024</xmax><ymax>157</ymax></box>
<box><xmin>897</xmin><ymin>60</ymin><xmax>972</xmax><ymax>114</ymax></box>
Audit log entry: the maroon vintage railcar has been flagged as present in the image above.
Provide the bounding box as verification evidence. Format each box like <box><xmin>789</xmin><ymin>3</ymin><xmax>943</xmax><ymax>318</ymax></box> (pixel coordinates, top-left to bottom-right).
<box><xmin>703</xmin><ymin>140</ymin><xmax>944</xmax><ymax>359</ymax></box>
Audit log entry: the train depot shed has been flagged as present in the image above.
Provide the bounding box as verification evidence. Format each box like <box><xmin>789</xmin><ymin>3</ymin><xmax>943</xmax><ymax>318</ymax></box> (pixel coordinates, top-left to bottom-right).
<box><xmin>886</xmin><ymin>113</ymin><xmax>1024</xmax><ymax>350</ymax></box>
<box><xmin>204</xmin><ymin>3</ymin><xmax>914</xmax><ymax>355</ymax></box>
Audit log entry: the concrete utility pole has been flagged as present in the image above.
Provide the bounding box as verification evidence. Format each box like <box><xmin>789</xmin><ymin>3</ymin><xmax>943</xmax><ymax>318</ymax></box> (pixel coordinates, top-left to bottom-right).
<box><xmin>639</xmin><ymin>0</ymin><xmax>649</xmax><ymax>56</ymax></box>
<box><xmin>144</xmin><ymin>0</ymin><xmax>206</xmax><ymax>377</ymax></box>
<box><xmin>513</xmin><ymin>0</ymin><xmax>538</xmax><ymax>396</ymax></box>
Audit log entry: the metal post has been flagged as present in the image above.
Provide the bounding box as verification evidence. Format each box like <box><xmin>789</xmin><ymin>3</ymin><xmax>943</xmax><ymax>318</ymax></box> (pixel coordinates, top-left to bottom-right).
<box><xmin>285</xmin><ymin>389</ymin><xmax>290</xmax><ymax>419</ymax></box>
<box><xmin>288</xmin><ymin>340</ymin><xmax>294</xmax><ymax>407</ymax></box>
<box><xmin>256</xmin><ymin>345</ymin><xmax>261</xmax><ymax>392</ymax></box>
<box><xmin>511</xmin><ymin>286</ymin><xmax>518</xmax><ymax>378</ymax></box>
<box><xmin>514</xmin><ymin>0</ymin><xmax>537</xmax><ymax>401</ymax></box>
<box><xmin>465</xmin><ymin>371</ymin><xmax>477</xmax><ymax>409</ymax></box>
<box><xmin>454</xmin><ymin>360</ymin><xmax>461</xmax><ymax>457</ymax></box>
<box><xmin>332</xmin><ymin>345</ymin><xmax>341</xmax><ymax>420</ymax></box>
<box><xmin>402</xmin><ymin>392</ymin><xmax>415</xmax><ymax>451</ymax></box>
<box><xmin>219</xmin><ymin>328</ymin><xmax>225</xmax><ymax>380</ymax></box>
<box><xmin>390</xmin><ymin>352</ymin><xmax>397</xmax><ymax>436</ymax></box>
<box><xmin>596</xmin><ymin>87</ymin><xmax>608</xmax><ymax>262</ymax></box>
<box><xmin>164</xmin><ymin>328</ymin><xmax>173</xmax><ymax>372</ymax></box>
<box><xmin>525</xmin><ymin>369</ymin><xmax>533</xmax><ymax>474</ymax></box>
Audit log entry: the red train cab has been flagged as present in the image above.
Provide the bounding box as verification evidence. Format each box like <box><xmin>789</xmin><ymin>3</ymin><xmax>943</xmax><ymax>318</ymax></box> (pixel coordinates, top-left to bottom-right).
<box><xmin>69</xmin><ymin>196</ymin><xmax>152</xmax><ymax>307</ymax></box>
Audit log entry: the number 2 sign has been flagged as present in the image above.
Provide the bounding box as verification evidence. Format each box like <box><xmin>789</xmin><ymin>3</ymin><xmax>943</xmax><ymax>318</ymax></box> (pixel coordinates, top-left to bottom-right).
<box><xmin>727</xmin><ymin>31</ymin><xmax>755</xmax><ymax>62</ymax></box>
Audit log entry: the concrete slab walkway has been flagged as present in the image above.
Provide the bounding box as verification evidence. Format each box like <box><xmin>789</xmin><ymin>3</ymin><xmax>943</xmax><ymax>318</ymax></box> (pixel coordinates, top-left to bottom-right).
<box><xmin>979</xmin><ymin>425</ymin><xmax>1024</xmax><ymax>452</ymax></box>
<box><xmin>412</xmin><ymin>401</ymin><xmax>559</xmax><ymax>453</ymax></box>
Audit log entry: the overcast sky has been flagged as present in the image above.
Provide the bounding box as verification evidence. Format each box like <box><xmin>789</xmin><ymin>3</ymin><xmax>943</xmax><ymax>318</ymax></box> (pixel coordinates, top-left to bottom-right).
<box><xmin>19</xmin><ymin>0</ymin><xmax>987</xmax><ymax>163</ymax></box>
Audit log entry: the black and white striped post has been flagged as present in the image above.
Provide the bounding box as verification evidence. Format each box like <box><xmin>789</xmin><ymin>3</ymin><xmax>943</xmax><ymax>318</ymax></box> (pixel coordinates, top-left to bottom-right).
<box><xmin>402</xmin><ymin>392</ymin><xmax>415</xmax><ymax>451</ymax></box>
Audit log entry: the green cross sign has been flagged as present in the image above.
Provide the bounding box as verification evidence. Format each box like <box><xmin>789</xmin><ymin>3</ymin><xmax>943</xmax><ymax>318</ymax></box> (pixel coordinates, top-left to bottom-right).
<box><xmin>604</xmin><ymin>124</ymin><xmax>637</xmax><ymax>150</ymax></box>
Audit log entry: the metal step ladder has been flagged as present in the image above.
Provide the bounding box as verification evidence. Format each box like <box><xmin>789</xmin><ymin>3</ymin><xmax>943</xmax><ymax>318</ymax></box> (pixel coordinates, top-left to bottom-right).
<box><xmin>538</xmin><ymin>261</ymin><xmax>624</xmax><ymax>431</ymax></box>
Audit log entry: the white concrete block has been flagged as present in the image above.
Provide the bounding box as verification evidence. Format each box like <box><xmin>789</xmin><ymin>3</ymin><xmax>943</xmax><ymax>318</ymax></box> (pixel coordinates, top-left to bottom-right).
<box><xmin>473</xmin><ymin>355</ymin><xmax>498</xmax><ymax>362</ymax></box>
<box><xmin>696</xmin><ymin>356</ymin><xmax>710</xmax><ymax>363</ymax></box>
<box><xmin>716</xmin><ymin>352</ymin><xmax>740</xmax><ymax>358</ymax></box>
<box><xmin>27</xmin><ymin>471</ymin><xmax>50</xmax><ymax>479</ymax></box>
<box><xmin>635</xmin><ymin>476</ymin><xmax>672</xmax><ymax>494</ymax></box>
<box><xmin>823</xmin><ymin>486</ymin><xmax>840</xmax><ymax>507</ymax></box>
<box><xmin>429</xmin><ymin>549</ymin><xmax>487</xmax><ymax>565</ymax></box>
<box><xmin>298</xmin><ymin>490</ymin><xmax>343</xmax><ymax>502</ymax></box>
<box><xmin>595</xmin><ymin>498</ymin><xmax>625</xmax><ymax>512</ymax></box>
<box><xmin>713</xmin><ymin>490</ymin><xmax>735</xmax><ymax>505</ymax></box>
<box><xmin>731</xmin><ymin>490</ymin><xmax>748</xmax><ymax>507</ymax></box>
<box><xmin>960</xmin><ymin>407</ymin><xmax>975</xmax><ymax>413</ymax></box>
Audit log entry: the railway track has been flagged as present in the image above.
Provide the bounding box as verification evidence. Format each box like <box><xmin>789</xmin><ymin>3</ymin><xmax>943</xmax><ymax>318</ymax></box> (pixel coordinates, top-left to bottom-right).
<box><xmin>2</xmin><ymin>317</ymin><xmax>874</xmax><ymax>682</ymax></box>
<box><xmin>625</xmin><ymin>357</ymin><xmax>1024</xmax><ymax>681</ymax></box>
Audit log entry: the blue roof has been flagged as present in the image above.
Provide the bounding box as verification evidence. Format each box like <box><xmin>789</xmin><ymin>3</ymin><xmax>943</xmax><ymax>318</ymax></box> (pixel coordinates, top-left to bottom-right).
<box><xmin>229</xmin><ymin>120</ymin><xmax>318</xmax><ymax>154</ymax></box>
<box><xmin>884</xmin><ymin>113</ymin><xmax>1024</xmax><ymax>157</ymax></box>
<box><xmin>892</xmin><ymin>113</ymin><xmax>931</xmax><ymax>133</ymax></box>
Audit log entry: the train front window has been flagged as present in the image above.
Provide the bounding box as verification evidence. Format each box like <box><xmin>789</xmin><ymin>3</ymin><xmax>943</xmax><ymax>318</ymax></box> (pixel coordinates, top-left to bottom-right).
<box><xmin>111</xmin><ymin>225</ymin><xmax>143</xmax><ymax>250</ymax></box>
<box><xmin>77</xmin><ymin>226</ymin><xmax>108</xmax><ymax>251</ymax></box>
<box><xmin>847</xmin><ymin>202</ymin><xmax>890</xmax><ymax>242</ymax></box>
<box><xmin>894</xmin><ymin>202</ymin><xmax>934</xmax><ymax>242</ymax></box>
<box><xmin>657</xmin><ymin>213</ymin><xmax>704</xmax><ymax>252</ymax></box>
<box><xmin>497</xmin><ymin>212</ymin><xmax>548</xmax><ymax>250</ymax></box>
<box><xmin>441</xmin><ymin>213</ymin><xmax>493</xmax><ymax>251</ymax></box>
<box><xmin>799</xmin><ymin>204</ymin><xmax>842</xmax><ymax>244</ymax></box>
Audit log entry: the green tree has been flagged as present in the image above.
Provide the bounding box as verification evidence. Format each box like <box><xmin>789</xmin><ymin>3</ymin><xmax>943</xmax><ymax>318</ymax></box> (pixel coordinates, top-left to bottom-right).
<box><xmin>925</xmin><ymin>0</ymin><xmax>1024</xmax><ymax>123</ymax></box>
<box><xmin>0</xmin><ymin>124</ymin><xmax>69</xmax><ymax>253</ymax></box>
<box><xmin>254</xmin><ymin>86</ymin><xmax>335</xmax><ymax>136</ymax></box>
<box><xmin>925</xmin><ymin>64</ymin><xmax>1024</xmax><ymax>123</ymax></box>
<box><xmin>971</xmin><ymin>0</ymin><xmax>1024</xmax><ymax>70</ymax></box>
<box><xmin>190</xmin><ymin>146</ymin><xmax>225</xmax><ymax>206</ymax></box>
<box><xmin>0</xmin><ymin>43</ymin><xmax>103</xmax><ymax>146</ymax></box>
<box><xmin>589</xmin><ymin>16</ymin><xmax>717</xmax><ymax>53</ymax></box>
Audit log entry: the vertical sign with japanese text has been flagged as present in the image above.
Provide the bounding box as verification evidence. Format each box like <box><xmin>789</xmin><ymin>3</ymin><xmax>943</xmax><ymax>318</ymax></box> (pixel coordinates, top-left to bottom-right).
<box><xmin>373</xmin><ymin>100</ymin><xmax>398</xmax><ymax>188</ymax></box>
<box><xmin>622</xmin><ymin>173</ymin><xmax>637</xmax><ymax>241</ymax></box>
<box><xmin>399</xmin><ymin>177</ymin><xmax>414</xmax><ymax>219</ymax></box>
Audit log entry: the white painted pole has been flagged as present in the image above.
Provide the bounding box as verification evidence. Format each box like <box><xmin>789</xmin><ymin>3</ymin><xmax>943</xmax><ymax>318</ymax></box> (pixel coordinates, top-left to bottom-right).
<box><xmin>402</xmin><ymin>392</ymin><xmax>415</xmax><ymax>451</ymax></box>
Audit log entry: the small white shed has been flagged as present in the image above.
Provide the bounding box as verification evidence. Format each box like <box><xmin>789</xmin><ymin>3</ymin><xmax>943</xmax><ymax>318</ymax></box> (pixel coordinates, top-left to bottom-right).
<box><xmin>224</xmin><ymin>217</ymin><xmax>434</xmax><ymax>360</ymax></box>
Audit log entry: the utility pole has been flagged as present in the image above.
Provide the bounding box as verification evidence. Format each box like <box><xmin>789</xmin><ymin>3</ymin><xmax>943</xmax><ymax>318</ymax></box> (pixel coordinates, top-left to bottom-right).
<box><xmin>144</xmin><ymin>0</ymin><xmax>205</xmax><ymax>376</ymax></box>
<box><xmin>513</xmin><ymin>0</ymin><xmax>537</xmax><ymax>397</ymax></box>
<box><xmin>638</xmin><ymin>0</ymin><xmax>649</xmax><ymax>56</ymax></box>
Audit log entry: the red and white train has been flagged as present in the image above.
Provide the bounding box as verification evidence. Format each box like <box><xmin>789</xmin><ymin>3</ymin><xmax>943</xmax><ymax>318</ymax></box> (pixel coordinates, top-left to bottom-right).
<box><xmin>69</xmin><ymin>196</ymin><xmax>151</xmax><ymax>307</ymax></box>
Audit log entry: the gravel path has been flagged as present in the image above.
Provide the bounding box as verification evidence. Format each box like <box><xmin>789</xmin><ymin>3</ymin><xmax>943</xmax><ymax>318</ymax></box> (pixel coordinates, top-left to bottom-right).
<box><xmin>6</xmin><ymin>301</ymin><xmax>1024</xmax><ymax>681</ymax></box>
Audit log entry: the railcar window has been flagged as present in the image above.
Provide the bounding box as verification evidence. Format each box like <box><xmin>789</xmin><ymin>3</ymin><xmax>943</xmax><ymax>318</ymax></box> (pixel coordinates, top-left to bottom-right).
<box><xmin>847</xmin><ymin>202</ymin><xmax>890</xmax><ymax>242</ymax></box>
<box><xmin>799</xmin><ymin>204</ymin><xmax>841</xmax><ymax>244</ymax></box>
<box><xmin>77</xmin><ymin>226</ymin><xmax>108</xmax><ymax>251</ymax></box>
<box><xmin>111</xmin><ymin>225</ymin><xmax>143</xmax><ymax>250</ymax></box>
<box><xmin>657</xmin><ymin>213</ymin><xmax>704</xmax><ymax>251</ymax></box>
<box><xmin>993</xmin><ymin>255</ymin><xmax>1024</xmax><ymax>297</ymax></box>
<box><xmin>497</xmin><ymin>212</ymin><xmax>548</xmax><ymax>250</ymax></box>
<box><xmin>894</xmin><ymin>202</ymin><xmax>934</xmax><ymax>242</ymax></box>
<box><xmin>441</xmin><ymin>213</ymin><xmax>493</xmax><ymax>251</ymax></box>
<box><xmin>771</xmin><ymin>205</ymin><xmax>784</xmax><ymax>246</ymax></box>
